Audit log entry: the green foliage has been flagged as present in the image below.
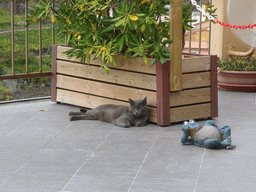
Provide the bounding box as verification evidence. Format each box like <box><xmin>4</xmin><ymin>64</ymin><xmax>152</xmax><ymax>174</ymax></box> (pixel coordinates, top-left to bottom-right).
<box><xmin>182</xmin><ymin>1</ymin><xmax>217</xmax><ymax>29</ymax></box>
<box><xmin>28</xmin><ymin>0</ymin><xmax>173</xmax><ymax>74</ymax></box>
<box><xmin>0</xmin><ymin>8</ymin><xmax>11</xmax><ymax>23</ymax></box>
<box><xmin>218</xmin><ymin>58</ymin><xmax>256</xmax><ymax>71</ymax></box>
<box><xmin>182</xmin><ymin>3</ymin><xmax>197</xmax><ymax>31</ymax></box>
<box><xmin>205</xmin><ymin>2</ymin><xmax>217</xmax><ymax>23</ymax></box>
<box><xmin>0</xmin><ymin>82</ymin><xmax>14</xmax><ymax>101</ymax></box>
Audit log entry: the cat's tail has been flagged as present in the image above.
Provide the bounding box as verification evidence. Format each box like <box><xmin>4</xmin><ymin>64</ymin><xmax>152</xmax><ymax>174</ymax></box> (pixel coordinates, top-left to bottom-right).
<box><xmin>80</xmin><ymin>108</ymin><xmax>87</xmax><ymax>113</ymax></box>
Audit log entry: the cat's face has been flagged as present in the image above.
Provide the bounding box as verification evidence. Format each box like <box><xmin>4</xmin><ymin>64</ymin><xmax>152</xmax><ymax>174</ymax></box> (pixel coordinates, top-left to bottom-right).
<box><xmin>129</xmin><ymin>97</ymin><xmax>148</xmax><ymax>117</ymax></box>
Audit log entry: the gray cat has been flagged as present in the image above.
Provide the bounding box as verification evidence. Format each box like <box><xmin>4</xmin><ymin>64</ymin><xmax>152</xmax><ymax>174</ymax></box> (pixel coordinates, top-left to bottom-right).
<box><xmin>69</xmin><ymin>97</ymin><xmax>148</xmax><ymax>128</ymax></box>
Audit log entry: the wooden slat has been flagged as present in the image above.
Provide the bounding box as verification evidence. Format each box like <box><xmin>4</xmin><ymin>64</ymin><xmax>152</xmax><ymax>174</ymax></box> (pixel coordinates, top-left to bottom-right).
<box><xmin>170</xmin><ymin>87</ymin><xmax>211</xmax><ymax>107</ymax></box>
<box><xmin>57</xmin><ymin>46</ymin><xmax>211</xmax><ymax>75</ymax></box>
<box><xmin>56</xmin><ymin>89</ymin><xmax>211</xmax><ymax>124</ymax></box>
<box><xmin>57</xmin><ymin>46</ymin><xmax>156</xmax><ymax>74</ymax></box>
<box><xmin>57</xmin><ymin>60</ymin><xmax>210</xmax><ymax>92</ymax></box>
<box><xmin>57</xmin><ymin>60</ymin><xmax>157</xmax><ymax>91</ymax></box>
<box><xmin>56</xmin><ymin>89</ymin><xmax>157</xmax><ymax>123</ymax></box>
<box><xmin>169</xmin><ymin>0</ymin><xmax>183</xmax><ymax>91</ymax></box>
<box><xmin>170</xmin><ymin>103</ymin><xmax>211</xmax><ymax>123</ymax></box>
<box><xmin>182</xmin><ymin>56</ymin><xmax>210</xmax><ymax>73</ymax></box>
<box><xmin>57</xmin><ymin>74</ymin><xmax>157</xmax><ymax>106</ymax></box>
<box><xmin>182</xmin><ymin>72</ymin><xmax>211</xmax><ymax>89</ymax></box>
<box><xmin>57</xmin><ymin>75</ymin><xmax>211</xmax><ymax>109</ymax></box>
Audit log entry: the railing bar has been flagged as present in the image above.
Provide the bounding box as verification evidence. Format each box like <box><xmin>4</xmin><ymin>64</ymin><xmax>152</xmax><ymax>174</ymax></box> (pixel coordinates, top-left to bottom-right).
<box><xmin>198</xmin><ymin>0</ymin><xmax>202</xmax><ymax>54</ymax></box>
<box><xmin>189</xmin><ymin>20</ymin><xmax>192</xmax><ymax>53</ymax></box>
<box><xmin>25</xmin><ymin>0</ymin><xmax>29</xmax><ymax>74</ymax></box>
<box><xmin>52</xmin><ymin>0</ymin><xmax>55</xmax><ymax>45</ymax></box>
<box><xmin>11</xmin><ymin>0</ymin><xmax>15</xmax><ymax>75</ymax></box>
<box><xmin>0</xmin><ymin>96</ymin><xmax>51</xmax><ymax>105</ymax></box>
<box><xmin>188</xmin><ymin>2</ymin><xmax>192</xmax><ymax>53</ymax></box>
<box><xmin>39</xmin><ymin>18</ymin><xmax>42</xmax><ymax>73</ymax></box>
<box><xmin>0</xmin><ymin>72</ymin><xmax>52</xmax><ymax>81</ymax></box>
<box><xmin>208</xmin><ymin>0</ymin><xmax>212</xmax><ymax>55</ymax></box>
<box><xmin>65</xmin><ymin>1</ymin><xmax>68</xmax><ymax>43</ymax></box>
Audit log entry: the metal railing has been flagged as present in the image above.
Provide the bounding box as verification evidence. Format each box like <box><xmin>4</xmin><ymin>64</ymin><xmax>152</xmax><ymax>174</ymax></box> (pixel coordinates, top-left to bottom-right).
<box><xmin>0</xmin><ymin>0</ymin><xmax>55</xmax><ymax>81</ymax></box>
<box><xmin>184</xmin><ymin>0</ymin><xmax>212</xmax><ymax>55</ymax></box>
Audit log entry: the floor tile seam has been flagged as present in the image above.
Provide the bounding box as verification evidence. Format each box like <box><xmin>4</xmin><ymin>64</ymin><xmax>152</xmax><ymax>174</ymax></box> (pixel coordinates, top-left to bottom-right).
<box><xmin>0</xmin><ymin>122</ymin><xmax>74</xmax><ymax>188</ymax></box>
<box><xmin>0</xmin><ymin>113</ymin><xmax>45</xmax><ymax>141</ymax></box>
<box><xmin>60</xmin><ymin>127</ymin><xmax>117</xmax><ymax>192</ymax></box>
<box><xmin>127</xmin><ymin>128</ymin><xmax>162</xmax><ymax>192</ymax></box>
<box><xmin>29</xmin><ymin>112</ymin><xmax>41</xmax><ymax>120</ymax></box>
<box><xmin>193</xmin><ymin>147</ymin><xmax>206</xmax><ymax>192</ymax></box>
<box><xmin>0</xmin><ymin>127</ymin><xmax>22</xmax><ymax>141</ymax></box>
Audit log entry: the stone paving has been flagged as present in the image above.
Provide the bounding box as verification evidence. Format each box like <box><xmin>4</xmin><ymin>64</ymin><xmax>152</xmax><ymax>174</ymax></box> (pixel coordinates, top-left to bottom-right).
<box><xmin>0</xmin><ymin>90</ymin><xmax>255</xmax><ymax>192</ymax></box>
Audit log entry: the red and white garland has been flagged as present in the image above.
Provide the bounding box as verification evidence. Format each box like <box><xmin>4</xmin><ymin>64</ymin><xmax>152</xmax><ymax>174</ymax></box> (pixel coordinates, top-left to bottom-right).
<box><xmin>191</xmin><ymin>0</ymin><xmax>256</xmax><ymax>29</ymax></box>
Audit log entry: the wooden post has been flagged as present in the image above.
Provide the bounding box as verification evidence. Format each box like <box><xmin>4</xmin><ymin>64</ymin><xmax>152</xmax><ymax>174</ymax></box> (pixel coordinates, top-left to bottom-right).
<box><xmin>169</xmin><ymin>0</ymin><xmax>183</xmax><ymax>91</ymax></box>
<box><xmin>51</xmin><ymin>45</ymin><xmax>57</xmax><ymax>102</ymax></box>
<box><xmin>156</xmin><ymin>60</ymin><xmax>170</xmax><ymax>126</ymax></box>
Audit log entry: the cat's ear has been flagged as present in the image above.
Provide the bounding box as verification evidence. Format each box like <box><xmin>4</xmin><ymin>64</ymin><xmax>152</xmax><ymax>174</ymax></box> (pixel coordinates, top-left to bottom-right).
<box><xmin>129</xmin><ymin>98</ymin><xmax>134</xmax><ymax>105</ymax></box>
<box><xmin>142</xmin><ymin>97</ymin><xmax>147</xmax><ymax>105</ymax></box>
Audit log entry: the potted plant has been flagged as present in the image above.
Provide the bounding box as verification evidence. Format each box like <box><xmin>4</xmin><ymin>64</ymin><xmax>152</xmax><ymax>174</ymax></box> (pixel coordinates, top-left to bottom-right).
<box><xmin>27</xmin><ymin>0</ymin><xmax>218</xmax><ymax>125</ymax></box>
<box><xmin>218</xmin><ymin>57</ymin><xmax>256</xmax><ymax>92</ymax></box>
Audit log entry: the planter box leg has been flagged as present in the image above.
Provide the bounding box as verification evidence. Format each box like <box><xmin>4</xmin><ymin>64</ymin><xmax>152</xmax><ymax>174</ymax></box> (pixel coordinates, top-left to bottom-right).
<box><xmin>210</xmin><ymin>55</ymin><xmax>218</xmax><ymax>118</ymax></box>
<box><xmin>156</xmin><ymin>60</ymin><xmax>170</xmax><ymax>126</ymax></box>
<box><xmin>51</xmin><ymin>45</ymin><xmax>57</xmax><ymax>102</ymax></box>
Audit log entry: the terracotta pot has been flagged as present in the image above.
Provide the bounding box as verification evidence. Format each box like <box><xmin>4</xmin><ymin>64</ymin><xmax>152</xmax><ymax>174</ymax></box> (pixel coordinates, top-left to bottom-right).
<box><xmin>218</xmin><ymin>70</ymin><xmax>256</xmax><ymax>92</ymax></box>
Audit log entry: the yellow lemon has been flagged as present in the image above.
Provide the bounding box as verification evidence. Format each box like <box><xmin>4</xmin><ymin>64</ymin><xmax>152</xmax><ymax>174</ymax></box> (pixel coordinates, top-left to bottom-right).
<box><xmin>77</xmin><ymin>35</ymin><xmax>81</xmax><ymax>39</ymax></box>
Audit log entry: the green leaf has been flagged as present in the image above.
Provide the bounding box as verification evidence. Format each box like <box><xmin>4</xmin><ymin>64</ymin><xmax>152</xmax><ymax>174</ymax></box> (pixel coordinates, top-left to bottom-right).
<box><xmin>162</xmin><ymin>39</ymin><xmax>173</xmax><ymax>45</ymax></box>
<box><xmin>151</xmin><ymin>57</ymin><xmax>157</xmax><ymax>65</ymax></box>
<box><xmin>118</xmin><ymin>36</ymin><xmax>125</xmax><ymax>52</ymax></box>
<box><xmin>111</xmin><ymin>57</ymin><xmax>117</xmax><ymax>66</ymax></box>
<box><xmin>143</xmin><ymin>54</ymin><xmax>149</xmax><ymax>64</ymax></box>
<box><xmin>133</xmin><ymin>52</ymin><xmax>141</xmax><ymax>57</ymax></box>
<box><xmin>160</xmin><ymin>56</ymin><xmax>165</xmax><ymax>64</ymax></box>
<box><xmin>101</xmin><ymin>24</ymin><xmax>115</xmax><ymax>34</ymax></box>
<box><xmin>87</xmin><ymin>54</ymin><xmax>91</xmax><ymax>64</ymax></box>
<box><xmin>94</xmin><ymin>50</ymin><xmax>102</xmax><ymax>60</ymax></box>
<box><xmin>140</xmin><ymin>24</ymin><xmax>146</xmax><ymax>32</ymax></box>
<box><xmin>104</xmin><ymin>66</ymin><xmax>110</xmax><ymax>75</ymax></box>
<box><xmin>115</xmin><ymin>18</ymin><xmax>125</xmax><ymax>27</ymax></box>
<box><xmin>125</xmin><ymin>52</ymin><xmax>131</xmax><ymax>60</ymax></box>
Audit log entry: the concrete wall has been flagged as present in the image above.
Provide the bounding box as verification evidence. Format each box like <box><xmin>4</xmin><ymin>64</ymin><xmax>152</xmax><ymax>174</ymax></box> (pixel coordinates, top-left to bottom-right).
<box><xmin>210</xmin><ymin>0</ymin><xmax>255</xmax><ymax>61</ymax></box>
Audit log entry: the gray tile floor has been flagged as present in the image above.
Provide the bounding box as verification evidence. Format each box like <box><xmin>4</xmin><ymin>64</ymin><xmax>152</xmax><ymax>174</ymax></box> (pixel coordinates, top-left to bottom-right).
<box><xmin>0</xmin><ymin>90</ymin><xmax>255</xmax><ymax>192</ymax></box>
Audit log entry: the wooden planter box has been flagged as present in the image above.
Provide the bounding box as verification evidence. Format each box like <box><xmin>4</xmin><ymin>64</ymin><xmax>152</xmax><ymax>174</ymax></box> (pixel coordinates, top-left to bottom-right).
<box><xmin>51</xmin><ymin>45</ymin><xmax>218</xmax><ymax>126</ymax></box>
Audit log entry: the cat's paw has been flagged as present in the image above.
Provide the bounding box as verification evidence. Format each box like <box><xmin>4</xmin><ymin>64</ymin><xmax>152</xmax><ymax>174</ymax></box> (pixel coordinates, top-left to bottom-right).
<box><xmin>69</xmin><ymin>111</ymin><xmax>75</xmax><ymax>116</ymax></box>
<box><xmin>135</xmin><ymin>121</ymin><xmax>146</xmax><ymax>127</ymax></box>
<box><xmin>70</xmin><ymin>116</ymin><xmax>79</xmax><ymax>121</ymax></box>
<box><xmin>80</xmin><ymin>108</ymin><xmax>87</xmax><ymax>113</ymax></box>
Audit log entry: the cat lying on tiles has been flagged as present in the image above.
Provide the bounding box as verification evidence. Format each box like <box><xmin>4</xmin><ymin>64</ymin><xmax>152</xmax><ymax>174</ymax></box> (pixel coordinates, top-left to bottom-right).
<box><xmin>69</xmin><ymin>97</ymin><xmax>148</xmax><ymax>128</ymax></box>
